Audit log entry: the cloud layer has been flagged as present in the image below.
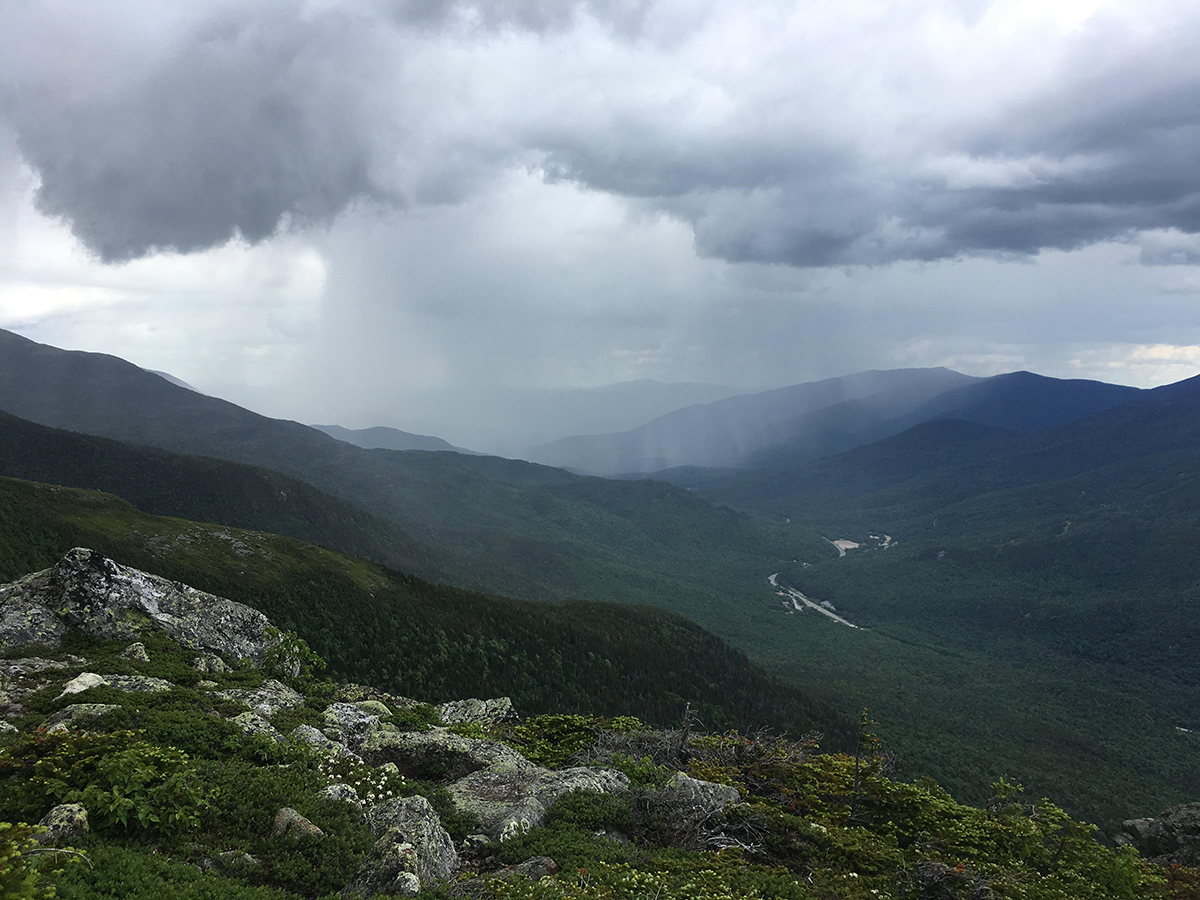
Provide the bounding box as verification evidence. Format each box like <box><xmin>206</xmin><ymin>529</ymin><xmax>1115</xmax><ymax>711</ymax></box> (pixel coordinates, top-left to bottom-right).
<box><xmin>4</xmin><ymin>0</ymin><xmax>1199</xmax><ymax>265</ymax></box>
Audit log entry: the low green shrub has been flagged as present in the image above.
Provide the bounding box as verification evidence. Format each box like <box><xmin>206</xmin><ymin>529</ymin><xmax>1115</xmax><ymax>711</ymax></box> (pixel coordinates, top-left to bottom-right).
<box><xmin>51</xmin><ymin>841</ymin><xmax>297</xmax><ymax>900</ymax></box>
<box><xmin>0</xmin><ymin>730</ymin><xmax>207</xmax><ymax>833</ymax></box>
<box><xmin>505</xmin><ymin>716</ymin><xmax>600</xmax><ymax>769</ymax></box>
<box><xmin>0</xmin><ymin>821</ymin><xmax>70</xmax><ymax>900</ymax></box>
<box><xmin>600</xmin><ymin>752</ymin><xmax>673</xmax><ymax>788</ymax></box>
<box><xmin>380</xmin><ymin>704</ymin><xmax>442</xmax><ymax>732</ymax></box>
<box><xmin>545</xmin><ymin>791</ymin><xmax>631</xmax><ymax>832</ymax></box>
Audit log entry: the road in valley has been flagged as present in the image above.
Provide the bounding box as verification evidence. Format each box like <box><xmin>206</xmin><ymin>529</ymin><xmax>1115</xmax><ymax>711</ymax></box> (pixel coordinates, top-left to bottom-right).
<box><xmin>768</xmin><ymin>572</ymin><xmax>859</xmax><ymax>629</ymax></box>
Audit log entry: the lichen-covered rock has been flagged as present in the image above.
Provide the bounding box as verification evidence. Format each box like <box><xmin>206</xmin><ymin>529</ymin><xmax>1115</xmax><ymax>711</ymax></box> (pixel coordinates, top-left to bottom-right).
<box><xmin>209</xmin><ymin>850</ymin><xmax>262</xmax><ymax>873</ymax></box>
<box><xmin>37</xmin><ymin>803</ymin><xmax>89</xmax><ymax>847</ymax></box>
<box><xmin>437</xmin><ymin>697</ymin><xmax>518</xmax><ymax>728</ymax></box>
<box><xmin>0</xmin><ymin>548</ymin><xmax>273</xmax><ymax>663</ymax></box>
<box><xmin>219</xmin><ymin>679</ymin><xmax>304</xmax><ymax>717</ymax></box>
<box><xmin>448</xmin><ymin>764</ymin><xmax>629</xmax><ymax>842</ymax></box>
<box><xmin>649</xmin><ymin>772</ymin><xmax>741</xmax><ymax>819</ymax></box>
<box><xmin>43</xmin><ymin>703</ymin><xmax>122</xmax><ymax>732</ymax></box>
<box><xmin>2</xmin><ymin>656</ymin><xmax>87</xmax><ymax>677</ymax></box>
<box><xmin>319</xmin><ymin>783</ymin><xmax>364</xmax><ymax>810</ymax></box>
<box><xmin>56</xmin><ymin>672</ymin><xmax>107</xmax><ymax>699</ymax></box>
<box><xmin>117</xmin><ymin>641</ymin><xmax>150</xmax><ymax>662</ymax></box>
<box><xmin>109</xmin><ymin>674</ymin><xmax>173</xmax><ymax>693</ymax></box>
<box><xmin>291</xmin><ymin>724</ymin><xmax>362</xmax><ymax>762</ymax></box>
<box><xmin>231</xmin><ymin>711</ymin><xmax>286</xmax><ymax>743</ymax></box>
<box><xmin>271</xmin><ymin>807</ymin><xmax>325</xmax><ymax>839</ymax></box>
<box><xmin>343</xmin><ymin>796</ymin><xmax>457</xmax><ymax>897</ymax></box>
<box><xmin>191</xmin><ymin>653</ymin><xmax>230</xmax><ymax>674</ymax></box>
<box><xmin>329</xmin><ymin>682</ymin><xmax>422</xmax><ymax>711</ymax></box>
<box><xmin>55</xmin><ymin>672</ymin><xmax>172</xmax><ymax>700</ymax></box>
<box><xmin>355</xmin><ymin>699</ymin><xmax>392</xmax><ymax>717</ymax></box>
<box><xmin>322</xmin><ymin>702</ymin><xmax>387</xmax><ymax>754</ymax></box>
<box><xmin>0</xmin><ymin>721</ymin><xmax>17</xmax><ymax>735</ymax></box>
<box><xmin>361</xmin><ymin>728</ymin><xmax>536</xmax><ymax>782</ymax></box>
<box><xmin>1118</xmin><ymin>803</ymin><xmax>1200</xmax><ymax>865</ymax></box>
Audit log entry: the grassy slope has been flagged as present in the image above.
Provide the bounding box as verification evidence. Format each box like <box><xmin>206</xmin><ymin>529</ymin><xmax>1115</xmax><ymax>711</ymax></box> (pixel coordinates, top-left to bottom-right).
<box><xmin>0</xmin><ymin>475</ymin><xmax>851</xmax><ymax>745</ymax></box>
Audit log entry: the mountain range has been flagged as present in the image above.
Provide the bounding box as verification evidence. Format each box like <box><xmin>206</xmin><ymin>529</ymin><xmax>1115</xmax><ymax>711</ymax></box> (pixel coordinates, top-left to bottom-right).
<box><xmin>5</xmin><ymin>324</ymin><xmax>1200</xmax><ymax>834</ymax></box>
<box><xmin>525</xmin><ymin>367</ymin><xmax>1141</xmax><ymax>475</ymax></box>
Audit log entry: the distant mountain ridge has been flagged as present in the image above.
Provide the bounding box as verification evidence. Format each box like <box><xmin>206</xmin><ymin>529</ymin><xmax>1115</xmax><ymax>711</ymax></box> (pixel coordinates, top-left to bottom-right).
<box><xmin>527</xmin><ymin>367</ymin><xmax>979</xmax><ymax>474</ymax></box>
<box><xmin>313</xmin><ymin>423</ymin><xmax>476</xmax><ymax>455</ymax></box>
<box><xmin>528</xmin><ymin>368</ymin><xmax>1143</xmax><ymax>475</ymax></box>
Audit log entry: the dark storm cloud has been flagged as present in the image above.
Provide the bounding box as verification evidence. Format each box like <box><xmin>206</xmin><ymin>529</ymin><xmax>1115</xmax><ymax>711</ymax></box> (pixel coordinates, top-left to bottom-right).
<box><xmin>3</xmin><ymin>1</ymin><xmax>1200</xmax><ymax>266</ymax></box>
<box><xmin>2</xmin><ymin>5</ymin><xmax>390</xmax><ymax>261</ymax></box>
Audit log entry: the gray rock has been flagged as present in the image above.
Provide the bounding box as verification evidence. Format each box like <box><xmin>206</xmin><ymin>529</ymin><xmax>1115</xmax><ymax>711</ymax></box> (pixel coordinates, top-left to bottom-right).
<box><xmin>507</xmin><ymin>856</ymin><xmax>559</xmax><ymax>880</ymax></box>
<box><xmin>319</xmin><ymin>783</ymin><xmax>364</xmax><ymax>810</ymax></box>
<box><xmin>36</xmin><ymin>803</ymin><xmax>89</xmax><ymax>847</ymax></box>
<box><xmin>330</xmin><ymin>683</ymin><xmax>421</xmax><ymax>711</ymax></box>
<box><xmin>196</xmin><ymin>680</ymin><xmax>219</xmax><ymax>690</ymax></box>
<box><xmin>107</xmin><ymin>674</ymin><xmax>172</xmax><ymax>693</ymax></box>
<box><xmin>292</xmin><ymin>724</ymin><xmax>362</xmax><ymax>762</ymax></box>
<box><xmin>219</xmin><ymin>679</ymin><xmax>304</xmax><ymax>718</ymax></box>
<box><xmin>0</xmin><ymin>721</ymin><xmax>17</xmax><ymax>735</ymax></box>
<box><xmin>361</xmin><ymin>728</ymin><xmax>536</xmax><ymax>782</ymax></box>
<box><xmin>214</xmin><ymin>850</ymin><xmax>261</xmax><ymax>871</ymax></box>
<box><xmin>55</xmin><ymin>672</ymin><xmax>172</xmax><ymax>700</ymax></box>
<box><xmin>448</xmin><ymin>764</ymin><xmax>629</xmax><ymax>842</ymax></box>
<box><xmin>1119</xmin><ymin>803</ymin><xmax>1200</xmax><ymax>865</ymax></box>
<box><xmin>117</xmin><ymin>641</ymin><xmax>149</xmax><ymax>662</ymax></box>
<box><xmin>1</xmin><ymin>656</ymin><xmax>87</xmax><ymax>677</ymax></box>
<box><xmin>231</xmin><ymin>711</ymin><xmax>286</xmax><ymax>743</ymax></box>
<box><xmin>43</xmin><ymin>703</ymin><xmax>122</xmax><ymax>732</ymax></box>
<box><xmin>651</xmin><ymin>772</ymin><xmax>741</xmax><ymax>820</ymax></box>
<box><xmin>271</xmin><ymin>807</ymin><xmax>325</xmax><ymax>839</ymax></box>
<box><xmin>56</xmin><ymin>672</ymin><xmax>107</xmax><ymax>699</ymax></box>
<box><xmin>0</xmin><ymin>549</ymin><xmax>273</xmax><ymax>663</ymax></box>
<box><xmin>343</xmin><ymin>796</ymin><xmax>457</xmax><ymax>897</ymax></box>
<box><xmin>322</xmin><ymin>702</ymin><xmax>386</xmax><ymax>754</ymax></box>
<box><xmin>191</xmin><ymin>653</ymin><xmax>230</xmax><ymax>674</ymax></box>
<box><xmin>437</xmin><ymin>697</ymin><xmax>518</xmax><ymax>729</ymax></box>
<box><xmin>355</xmin><ymin>700</ymin><xmax>392</xmax><ymax>717</ymax></box>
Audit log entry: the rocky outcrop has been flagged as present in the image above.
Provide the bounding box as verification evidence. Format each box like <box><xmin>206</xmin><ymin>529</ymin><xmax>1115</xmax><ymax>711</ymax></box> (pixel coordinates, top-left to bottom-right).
<box><xmin>329</xmin><ymin>683</ymin><xmax>422</xmax><ymax>711</ymax></box>
<box><xmin>449</xmin><ymin>764</ymin><xmax>630</xmax><ymax>842</ymax></box>
<box><xmin>191</xmin><ymin>653</ymin><xmax>230</xmax><ymax>674</ymax></box>
<box><xmin>319</xmin><ymin>783</ymin><xmax>364</xmax><ymax>810</ymax></box>
<box><xmin>0</xmin><ymin>548</ymin><xmax>273</xmax><ymax>663</ymax></box>
<box><xmin>218</xmin><ymin>679</ymin><xmax>304</xmax><ymax>718</ymax></box>
<box><xmin>647</xmin><ymin>772</ymin><xmax>741</xmax><ymax>819</ymax></box>
<box><xmin>272</xmin><ymin>807</ymin><xmax>325</xmax><ymax>840</ymax></box>
<box><xmin>292</xmin><ymin>724</ymin><xmax>362</xmax><ymax>762</ymax></box>
<box><xmin>322</xmin><ymin>702</ymin><xmax>389</xmax><ymax>754</ymax></box>
<box><xmin>1118</xmin><ymin>803</ymin><xmax>1200</xmax><ymax>865</ymax></box>
<box><xmin>56</xmin><ymin>672</ymin><xmax>172</xmax><ymax>699</ymax></box>
<box><xmin>118</xmin><ymin>641</ymin><xmax>150</xmax><ymax>661</ymax></box>
<box><xmin>37</xmin><ymin>803</ymin><xmax>89</xmax><ymax>847</ymax></box>
<box><xmin>232</xmin><ymin>711</ymin><xmax>286</xmax><ymax>743</ymax></box>
<box><xmin>437</xmin><ymin>697</ymin><xmax>518</xmax><ymax>728</ymax></box>
<box><xmin>343</xmin><ymin>796</ymin><xmax>457</xmax><ymax>898</ymax></box>
<box><xmin>361</xmin><ymin>728</ymin><xmax>537</xmax><ymax>782</ymax></box>
<box><xmin>43</xmin><ymin>703</ymin><xmax>122</xmax><ymax>732</ymax></box>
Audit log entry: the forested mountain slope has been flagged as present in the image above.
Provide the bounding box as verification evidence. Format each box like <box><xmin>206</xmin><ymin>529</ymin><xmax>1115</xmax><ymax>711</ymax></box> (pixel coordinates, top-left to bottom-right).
<box><xmin>0</xmin><ymin>328</ymin><xmax>837</xmax><ymax>617</ymax></box>
<box><xmin>0</xmin><ymin>474</ymin><xmax>848</xmax><ymax>741</ymax></box>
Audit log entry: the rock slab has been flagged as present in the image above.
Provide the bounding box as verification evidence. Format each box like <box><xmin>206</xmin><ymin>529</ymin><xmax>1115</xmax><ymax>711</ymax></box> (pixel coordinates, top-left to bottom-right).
<box><xmin>343</xmin><ymin>796</ymin><xmax>457</xmax><ymax>897</ymax></box>
<box><xmin>0</xmin><ymin>548</ymin><xmax>273</xmax><ymax>663</ymax></box>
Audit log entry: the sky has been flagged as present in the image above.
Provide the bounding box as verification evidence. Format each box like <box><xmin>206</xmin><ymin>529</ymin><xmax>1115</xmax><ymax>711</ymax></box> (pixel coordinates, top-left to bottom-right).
<box><xmin>1</xmin><ymin>0</ymin><xmax>1200</xmax><ymax>448</ymax></box>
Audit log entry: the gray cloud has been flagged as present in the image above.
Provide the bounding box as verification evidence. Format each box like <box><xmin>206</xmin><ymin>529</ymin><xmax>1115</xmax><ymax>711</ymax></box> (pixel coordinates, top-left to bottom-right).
<box><xmin>2</xmin><ymin>1</ymin><xmax>1200</xmax><ymax>266</ymax></box>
